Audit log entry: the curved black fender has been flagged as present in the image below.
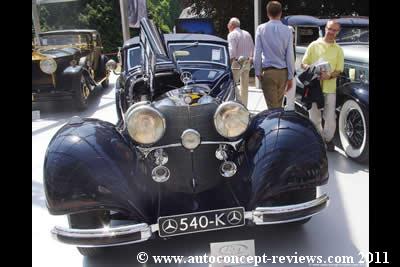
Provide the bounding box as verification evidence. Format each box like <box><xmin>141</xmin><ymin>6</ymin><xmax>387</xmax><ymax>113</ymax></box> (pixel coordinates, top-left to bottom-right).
<box><xmin>97</xmin><ymin>54</ymin><xmax>110</xmax><ymax>80</ymax></box>
<box><xmin>338</xmin><ymin>82</ymin><xmax>369</xmax><ymax>110</ymax></box>
<box><xmin>43</xmin><ymin>118</ymin><xmax>156</xmax><ymax>223</ymax></box>
<box><xmin>239</xmin><ymin>109</ymin><xmax>329</xmax><ymax>209</ymax></box>
<box><xmin>61</xmin><ymin>66</ymin><xmax>83</xmax><ymax>91</ymax></box>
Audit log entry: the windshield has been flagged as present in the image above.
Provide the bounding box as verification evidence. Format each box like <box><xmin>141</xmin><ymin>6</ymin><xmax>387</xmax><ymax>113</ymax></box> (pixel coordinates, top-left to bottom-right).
<box><xmin>321</xmin><ymin>26</ymin><xmax>369</xmax><ymax>43</ymax></box>
<box><xmin>169</xmin><ymin>43</ymin><xmax>228</xmax><ymax>66</ymax></box>
<box><xmin>336</xmin><ymin>27</ymin><xmax>369</xmax><ymax>43</ymax></box>
<box><xmin>127</xmin><ymin>46</ymin><xmax>142</xmax><ymax>70</ymax></box>
<box><xmin>39</xmin><ymin>34</ymin><xmax>90</xmax><ymax>46</ymax></box>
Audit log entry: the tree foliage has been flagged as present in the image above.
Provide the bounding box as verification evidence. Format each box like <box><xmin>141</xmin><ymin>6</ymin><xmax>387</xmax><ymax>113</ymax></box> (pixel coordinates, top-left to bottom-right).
<box><xmin>34</xmin><ymin>0</ymin><xmax>368</xmax><ymax>52</ymax></box>
<box><xmin>146</xmin><ymin>0</ymin><xmax>183</xmax><ymax>32</ymax></box>
<box><xmin>36</xmin><ymin>0</ymin><xmax>182</xmax><ymax>53</ymax></box>
<box><xmin>187</xmin><ymin>0</ymin><xmax>369</xmax><ymax>39</ymax></box>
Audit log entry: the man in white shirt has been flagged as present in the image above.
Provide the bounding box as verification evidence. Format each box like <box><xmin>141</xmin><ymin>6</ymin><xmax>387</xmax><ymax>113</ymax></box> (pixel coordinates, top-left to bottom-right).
<box><xmin>227</xmin><ymin>17</ymin><xmax>254</xmax><ymax>107</ymax></box>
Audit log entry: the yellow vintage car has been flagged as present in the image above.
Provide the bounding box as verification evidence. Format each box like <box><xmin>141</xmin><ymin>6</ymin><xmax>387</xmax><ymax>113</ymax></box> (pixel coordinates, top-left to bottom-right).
<box><xmin>32</xmin><ymin>29</ymin><xmax>110</xmax><ymax>110</ymax></box>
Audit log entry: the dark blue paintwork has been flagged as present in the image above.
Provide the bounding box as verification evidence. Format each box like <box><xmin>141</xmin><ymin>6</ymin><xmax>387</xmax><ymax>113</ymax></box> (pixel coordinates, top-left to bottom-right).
<box><xmin>338</xmin><ymin>82</ymin><xmax>369</xmax><ymax>110</ymax></box>
<box><xmin>44</xmin><ymin>108</ymin><xmax>328</xmax><ymax>224</ymax></box>
<box><xmin>282</xmin><ymin>15</ymin><xmax>325</xmax><ymax>26</ymax></box>
<box><xmin>44</xmin><ymin>18</ymin><xmax>329</xmax><ymax>228</ymax></box>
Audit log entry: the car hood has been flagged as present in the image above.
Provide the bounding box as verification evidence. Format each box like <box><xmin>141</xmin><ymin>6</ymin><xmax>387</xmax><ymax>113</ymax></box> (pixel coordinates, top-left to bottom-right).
<box><xmin>32</xmin><ymin>47</ymin><xmax>80</xmax><ymax>60</ymax></box>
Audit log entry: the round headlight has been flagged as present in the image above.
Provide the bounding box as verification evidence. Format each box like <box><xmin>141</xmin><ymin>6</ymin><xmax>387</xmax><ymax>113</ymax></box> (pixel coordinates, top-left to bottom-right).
<box><xmin>125</xmin><ymin>105</ymin><xmax>166</xmax><ymax>145</ymax></box>
<box><xmin>40</xmin><ymin>58</ymin><xmax>57</xmax><ymax>74</ymax></box>
<box><xmin>181</xmin><ymin>129</ymin><xmax>201</xmax><ymax>150</ymax></box>
<box><xmin>214</xmin><ymin>101</ymin><xmax>250</xmax><ymax>138</ymax></box>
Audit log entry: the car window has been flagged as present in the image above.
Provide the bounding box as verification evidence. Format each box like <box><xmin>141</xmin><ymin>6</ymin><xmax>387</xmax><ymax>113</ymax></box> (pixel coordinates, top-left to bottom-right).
<box><xmin>321</xmin><ymin>26</ymin><xmax>369</xmax><ymax>43</ymax></box>
<box><xmin>169</xmin><ymin>43</ymin><xmax>228</xmax><ymax>66</ymax></box>
<box><xmin>343</xmin><ymin>62</ymin><xmax>369</xmax><ymax>84</ymax></box>
<box><xmin>296</xmin><ymin>27</ymin><xmax>320</xmax><ymax>46</ymax></box>
<box><xmin>127</xmin><ymin>46</ymin><xmax>142</xmax><ymax>69</ymax></box>
<box><xmin>337</xmin><ymin>27</ymin><xmax>369</xmax><ymax>43</ymax></box>
<box><xmin>40</xmin><ymin>34</ymin><xmax>90</xmax><ymax>46</ymax></box>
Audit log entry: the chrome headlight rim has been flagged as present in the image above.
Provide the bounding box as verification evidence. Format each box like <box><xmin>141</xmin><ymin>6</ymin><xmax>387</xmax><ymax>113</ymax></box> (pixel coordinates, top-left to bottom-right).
<box><xmin>181</xmin><ymin>129</ymin><xmax>201</xmax><ymax>150</ymax></box>
<box><xmin>213</xmin><ymin>101</ymin><xmax>250</xmax><ymax>139</ymax></box>
<box><xmin>124</xmin><ymin>103</ymin><xmax>166</xmax><ymax>145</ymax></box>
<box><xmin>39</xmin><ymin>58</ymin><xmax>57</xmax><ymax>74</ymax></box>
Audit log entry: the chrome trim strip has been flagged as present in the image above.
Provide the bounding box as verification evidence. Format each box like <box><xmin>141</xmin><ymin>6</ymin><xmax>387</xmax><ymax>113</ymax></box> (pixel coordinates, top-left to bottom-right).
<box><xmin>137</xmin><ymin>139</ymin><xmax>243</xmax><ymax>157</ymax></box>
<box><xmin>52</xmin><ymin>223</ymin><xmax>150</xmax><ymax>238</ymax></box>
<box><xmin>251</xmin><ymin>194</ymin><xmax>329</xmax><ymax>225</ymax></box>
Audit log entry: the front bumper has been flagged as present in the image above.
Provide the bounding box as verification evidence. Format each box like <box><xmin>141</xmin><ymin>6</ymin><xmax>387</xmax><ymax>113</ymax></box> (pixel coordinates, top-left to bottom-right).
<box><xmin>51</xmin><ymin>194</ymin><xmax>329</xmax><ymax>247</ymax></box>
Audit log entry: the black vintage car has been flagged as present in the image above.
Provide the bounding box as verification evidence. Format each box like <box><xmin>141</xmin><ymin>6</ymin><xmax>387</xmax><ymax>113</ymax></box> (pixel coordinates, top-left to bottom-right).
<box><xmin>44</xmin><ymin>19</ymin><xmax>329</xmax><ymax>256</ymax></box>
<box><xmin>32</xmin><ymin>30</ymin><xmax>110</xmax><ymax>110</ymax></box>
<box><xmin>283</xmin><ymin>15</ymin><xmax>369</xmax><ymax>163</ymax></box>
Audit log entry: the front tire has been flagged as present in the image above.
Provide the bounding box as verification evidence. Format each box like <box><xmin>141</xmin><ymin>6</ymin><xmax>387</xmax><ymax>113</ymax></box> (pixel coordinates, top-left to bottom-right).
<box><xmin>101</xmin><ymin>77</ymin><xmax>109</xmax><ymax>89</ymax></box>
<box><xmin>98</xmin><ymin>55</ymin><xmax>110</xmax><ymax>89</ymax></box>
<box><xmin>261</xmin><ymin>188</ymin><xmax>317</xmax><ymax>226</ymax></box>
<box><xmin>286</xmin><ymin>188</ymin><xmax>316</xmax><ymax>225</ymax></box>
<box><xmin>73</xmin><ymin>75</ymin><xmax>90</xmax><ymax>110</ymax></box>
<box><xmin>68</xmin><ymin>210</ymin><xmax>110</xmax><ymax>257</ymax></box>
<box><xmin>338</xmin><ymin>99</ymin><xmax>369</xmax><ymax>163</ymax></box>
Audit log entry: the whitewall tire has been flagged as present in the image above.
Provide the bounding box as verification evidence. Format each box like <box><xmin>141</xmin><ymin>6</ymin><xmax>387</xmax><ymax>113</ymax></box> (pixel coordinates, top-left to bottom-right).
<box><xmin>338</xmin><ymin>99</ymin><xmax>369</xmax><ymax>163</ymax></box>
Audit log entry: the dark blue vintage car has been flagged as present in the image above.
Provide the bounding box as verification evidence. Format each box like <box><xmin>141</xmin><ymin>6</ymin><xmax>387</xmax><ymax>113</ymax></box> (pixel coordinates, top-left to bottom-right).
<box><xmin>43</xmin><ymin>19</ymin><xmax>329</xmax><ymax>256</ymax></box>
<box><xmin>283</xmin><ymin>15</ymin><xmax>369</xmax><ymax>163</ymax></box>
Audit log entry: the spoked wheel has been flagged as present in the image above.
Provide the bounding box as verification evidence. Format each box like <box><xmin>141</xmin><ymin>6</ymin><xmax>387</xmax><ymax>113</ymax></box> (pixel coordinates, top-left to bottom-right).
<box><xmin>338</xmin><ymin>99</ymin><xmax>369</xmax><ymax>163</ymax></box>
<box><xmin>74</xmin><ymin>75</ymin><xmax>90</xmax><ymax>110</ymax></box>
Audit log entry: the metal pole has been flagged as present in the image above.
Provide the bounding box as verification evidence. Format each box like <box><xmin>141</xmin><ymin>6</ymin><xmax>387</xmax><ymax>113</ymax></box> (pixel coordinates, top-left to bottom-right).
<box><xmin>119</xmin><ymin>0</ymin><xmax>130</xmax><ymax>42</ymax></box>
<box><xmin>32</xmin><ymin>0</ymin><xmax>41</xmax><ymax>46</ymax></box>
<box><xmin>254</xmin><ymin>0</ymin><xmax>261</xmax><ymax>89</ymax></box>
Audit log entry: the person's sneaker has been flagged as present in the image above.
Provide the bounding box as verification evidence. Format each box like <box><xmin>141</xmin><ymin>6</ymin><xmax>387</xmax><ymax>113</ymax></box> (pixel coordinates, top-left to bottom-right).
<box><xmin>326</xmin><ymin>141</ymin><xmax>335</xmax><ymax>152</ymax></box>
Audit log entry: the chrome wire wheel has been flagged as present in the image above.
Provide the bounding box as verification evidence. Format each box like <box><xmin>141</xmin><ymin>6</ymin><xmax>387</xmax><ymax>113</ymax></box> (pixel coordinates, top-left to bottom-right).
<box><xmin>339</xmin><ymin>99</ymin><xmax>369</xmax><ymax>163</ymax></box>
<box><xmin>74</xmin><ymin>75</ymin><xmax>90</xmax><ymax>110</ymax></box>
<box><xmin>81</xmin><ymin>76</ymin><xmax>90</xmax><ymax>100</ymax></box>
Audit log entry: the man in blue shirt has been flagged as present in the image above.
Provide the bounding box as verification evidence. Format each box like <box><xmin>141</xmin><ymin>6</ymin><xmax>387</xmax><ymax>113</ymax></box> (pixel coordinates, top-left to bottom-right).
<box><xmin>253</xmin><ymin>1</ymin><xmax>294</xmax><ymax>109</ymax></box>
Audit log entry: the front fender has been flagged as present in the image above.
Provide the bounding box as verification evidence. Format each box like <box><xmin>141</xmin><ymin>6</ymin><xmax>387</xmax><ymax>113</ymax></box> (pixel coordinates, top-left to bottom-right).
<box><xmin>62</xmin><ymin>65</ymin><xmax>83</xmax><ymax>76</ymax></box>
<box><xmin>338</xmin><ymin>82</ymin><xmax>369</xmax><ymax>109</ymax></box>
<box><xmin>241</xmin><ymin>109</ymin><xmax>328</xmax><ymax>209</ymax></box>
<box><xmin>43</xmin><ymin>118</ymin><xmax>155</xmax><ymax>222</ymax></box>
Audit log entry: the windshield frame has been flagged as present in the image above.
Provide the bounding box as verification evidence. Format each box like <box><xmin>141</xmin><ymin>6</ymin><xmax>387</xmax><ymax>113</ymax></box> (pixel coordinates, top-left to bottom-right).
<box><xmin>38</xmin><ymin>33</ymin><xmax>91</xmax><ymax>46</ymax></box>
<box><xmin>168</xmin><ymin>42</ymin><xmax>228</xmax><ymax>67</ymax></box>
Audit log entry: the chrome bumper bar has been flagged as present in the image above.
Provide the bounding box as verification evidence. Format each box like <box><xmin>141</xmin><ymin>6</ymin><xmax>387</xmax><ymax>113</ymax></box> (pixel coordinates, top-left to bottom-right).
<box><xmin>52</xmin><ymin>194</ymin><xmax>329</xmax><ymax>247</ymax></box>
<box><xmin>247</xmin><ymin>194</ymin><xmax>329</xmax><ymax>224</ymax></box>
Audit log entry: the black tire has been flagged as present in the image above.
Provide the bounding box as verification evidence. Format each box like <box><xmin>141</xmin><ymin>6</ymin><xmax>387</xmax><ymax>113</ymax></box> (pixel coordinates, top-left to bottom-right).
<box><xmin>98</xmin><ymin>55</ymin><xmax>110</xmax><ymax>89</ymax></box>
<box><xmin>73</xmin><ymin>75</ymin><xmax>90</xmax><ymax>110</ymax></box>
<box><xmin>68</xmin><ymin>210</ymin><xmax>110</xmax><ymax>257</ymax></box>
<box><xmin>287</xmin><ymin>188</ymin><xmax>316</xmax><ymax>225</ymax></box>
<box><xmin>76</xmin><ymin>247</ymin><xmax>103</xmax><ymax>257</ymax></box>
<box><xmin>101</xmin><ymin>77</ymin><xmax>109</xmax><ymax>89</ymax></box>
<box><xmin>263</xmin><ymin>188</ymin><xmax>316</xmax><ymax>226</ymax></box>
<box><xmin>338</xmin><ymin>99</ymin><xmax>369</xmax><ymax>163</ymax></box>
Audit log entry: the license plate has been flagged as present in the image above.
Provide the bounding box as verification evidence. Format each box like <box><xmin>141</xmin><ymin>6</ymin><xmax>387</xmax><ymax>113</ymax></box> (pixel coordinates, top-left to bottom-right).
<box><xmin>158</xmin><ymin>207</ymin><xmax>245</xmax><ymax>237</ymax></box>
